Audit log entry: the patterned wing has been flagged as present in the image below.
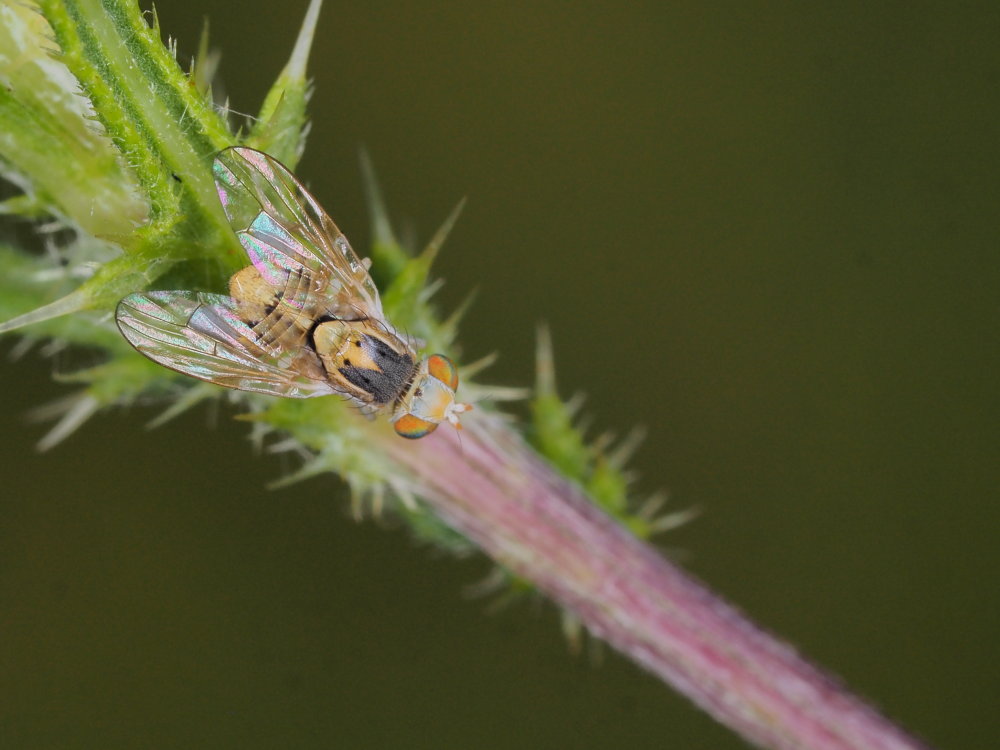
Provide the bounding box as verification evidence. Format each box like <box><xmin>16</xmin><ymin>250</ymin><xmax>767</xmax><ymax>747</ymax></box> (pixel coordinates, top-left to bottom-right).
<box><xmin>116</xmin><ymin>291</ymin><xmax>337</xmax><ymax>398</ymax></box>
<box><xmin>213</xmin><ymin>147</ymin><xmax>382</xmax><ymax>321</ymax></box>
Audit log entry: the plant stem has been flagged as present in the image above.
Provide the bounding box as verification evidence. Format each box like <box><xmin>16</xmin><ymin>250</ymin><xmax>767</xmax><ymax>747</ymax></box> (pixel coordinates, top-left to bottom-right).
<box><xmin>0</xmin><ymin>3</ymin><xmax>937</xmax><ymax>747</ymax></box>
<box><xmin>384</xmin><ymin>415</ymin><xmax>930</xmax><ymax>750</ymax></box>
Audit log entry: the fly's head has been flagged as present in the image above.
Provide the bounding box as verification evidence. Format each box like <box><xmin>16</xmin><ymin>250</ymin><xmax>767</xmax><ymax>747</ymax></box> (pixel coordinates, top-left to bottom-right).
<box><xmin>392</xmin><ymin>354</ymin><xmax>471</xmax><ymax>439</ymax></box>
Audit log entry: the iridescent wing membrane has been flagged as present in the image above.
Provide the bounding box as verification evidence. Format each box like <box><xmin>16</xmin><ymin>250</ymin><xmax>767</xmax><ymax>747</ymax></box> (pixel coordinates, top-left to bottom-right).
<box><xmin>213</xmin><ymin>147</ymin><xmax>383</xmax><ymax>321</ymax></box>
<box><xmin>116</xmin><ymin>147</ymin><xmax>387</xmax><ymax>399</ymax></box>
<box><xmin>116</xmin><ymin>291</ymin><xmax>336</xmax><ymax>398</ymax></box>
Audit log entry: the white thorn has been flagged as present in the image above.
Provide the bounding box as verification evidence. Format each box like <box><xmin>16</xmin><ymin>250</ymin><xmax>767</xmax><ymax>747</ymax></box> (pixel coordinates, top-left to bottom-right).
<box><xmin>0</xmin><ymin>290</ymin><xmax>88</xmax><ymax>334</ymax></box>
<box><xmin>35</xmin><ymin>394</ymin><xmax>100</xmax><ymax>452</ymax></box>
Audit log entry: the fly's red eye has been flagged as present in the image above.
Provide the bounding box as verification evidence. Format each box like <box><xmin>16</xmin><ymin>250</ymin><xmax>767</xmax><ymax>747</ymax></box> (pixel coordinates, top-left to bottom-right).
<box><xmin>394</xmin><ymin>413</ymin><xmax>438</xmax><ymax>439</ymax></box>
<box><xmin>426</xmin><ymin>354</ymin><xmax>459</xmax><ymax>390</ymax></box>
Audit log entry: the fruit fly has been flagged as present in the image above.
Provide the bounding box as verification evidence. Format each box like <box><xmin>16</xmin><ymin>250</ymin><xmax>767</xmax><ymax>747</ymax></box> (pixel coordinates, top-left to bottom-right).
<box><xmin>116</xmin><ymin>147</ymin><xmax>469</xmax><ymax>438</ymax></box>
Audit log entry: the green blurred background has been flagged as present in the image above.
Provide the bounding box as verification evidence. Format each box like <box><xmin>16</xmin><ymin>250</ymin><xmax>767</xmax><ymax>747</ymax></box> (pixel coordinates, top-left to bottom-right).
<box><xmin>2</xmin><ymin>1</ymin><xmax>998</xmax><ymax>747</ymax></box>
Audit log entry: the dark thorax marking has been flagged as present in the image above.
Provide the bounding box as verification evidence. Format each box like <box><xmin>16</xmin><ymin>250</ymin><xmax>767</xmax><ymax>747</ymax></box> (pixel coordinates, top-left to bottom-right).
<box><xmin>339</xmin><ymin>333</ymin><xmax>415</xmax><ymax>405</ymax></box>
<box><xmin>308</xmin><ymin>318</ymin><xmax>416</xmax><ymax>404</ymax></box>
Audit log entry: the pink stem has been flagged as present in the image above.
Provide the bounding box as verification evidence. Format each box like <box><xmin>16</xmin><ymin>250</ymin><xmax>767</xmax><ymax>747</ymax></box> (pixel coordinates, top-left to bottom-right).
<box><xmin>385</xmin><ymin>414</ymin><xmax>931</xmax><ymax>750</ymax></box>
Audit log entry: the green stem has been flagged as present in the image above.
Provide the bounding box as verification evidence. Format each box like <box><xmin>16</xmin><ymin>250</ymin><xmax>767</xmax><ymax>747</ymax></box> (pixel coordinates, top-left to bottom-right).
<box><xmin>41</xmin><ymin>0</ymin><xmax>232</xmax><ymax>225</ymax></box>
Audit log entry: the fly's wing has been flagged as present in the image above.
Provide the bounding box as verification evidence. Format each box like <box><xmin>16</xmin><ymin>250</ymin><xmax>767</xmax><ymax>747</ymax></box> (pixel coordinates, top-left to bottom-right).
<box><xmin>214</xmin><ymin>146</ymin><xmax>383</xmax><ymax>322</ymax></box>
<box><xmin>116</xmin><ymin>291</ymin><xmax>337</xmax><ymax>398</ymax></box>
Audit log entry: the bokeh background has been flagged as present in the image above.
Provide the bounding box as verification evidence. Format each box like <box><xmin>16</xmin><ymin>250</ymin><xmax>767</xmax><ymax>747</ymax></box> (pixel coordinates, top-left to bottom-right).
<box><xmin>2</xmin><ymin>2</ymin><xmax>998</xmax><ymax>748</ymax></box>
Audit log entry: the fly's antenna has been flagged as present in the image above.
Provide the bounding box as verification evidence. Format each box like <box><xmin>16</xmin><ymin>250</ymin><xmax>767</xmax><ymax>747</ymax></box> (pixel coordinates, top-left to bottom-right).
<box><xmin>452</xmin><ymin>415</ymin><xmax>466</xmax><ymax>456</ymax></box>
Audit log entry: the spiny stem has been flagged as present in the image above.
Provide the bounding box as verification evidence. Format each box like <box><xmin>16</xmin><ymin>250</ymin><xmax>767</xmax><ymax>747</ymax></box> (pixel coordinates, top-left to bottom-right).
<box><xmin>385</xmin><ymin>418</ymin><xmax>930</xmax><ymax>750</ymax></box>
<box><xmin>0</xmin><ymin>3</ymin><xmax>934</xmax><ymax>749</ymax></box>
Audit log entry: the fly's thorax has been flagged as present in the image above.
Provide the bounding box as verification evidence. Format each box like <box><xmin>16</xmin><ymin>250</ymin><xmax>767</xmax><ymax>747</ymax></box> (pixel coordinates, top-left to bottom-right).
<box><xmin>393</xmin><ymin>354</ymin><xmax>469</xmax><ymax>439</ymax></box>
<box><xmin>311</xmin><ymin>319</ymin><xmax>416</xmax><ymax>405</ymax></box>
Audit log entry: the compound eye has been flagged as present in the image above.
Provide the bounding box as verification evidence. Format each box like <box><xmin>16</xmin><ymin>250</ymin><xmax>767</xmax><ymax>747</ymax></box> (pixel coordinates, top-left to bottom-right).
<box><xmin>394</xmin><ymin>413</ymin><xmax>439</xmax><ymax>440</ymax></box>
<box><xmin>426</xmin><ymin>354</ymin><xmax>459</xmax><ymax>391</ymax></box>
